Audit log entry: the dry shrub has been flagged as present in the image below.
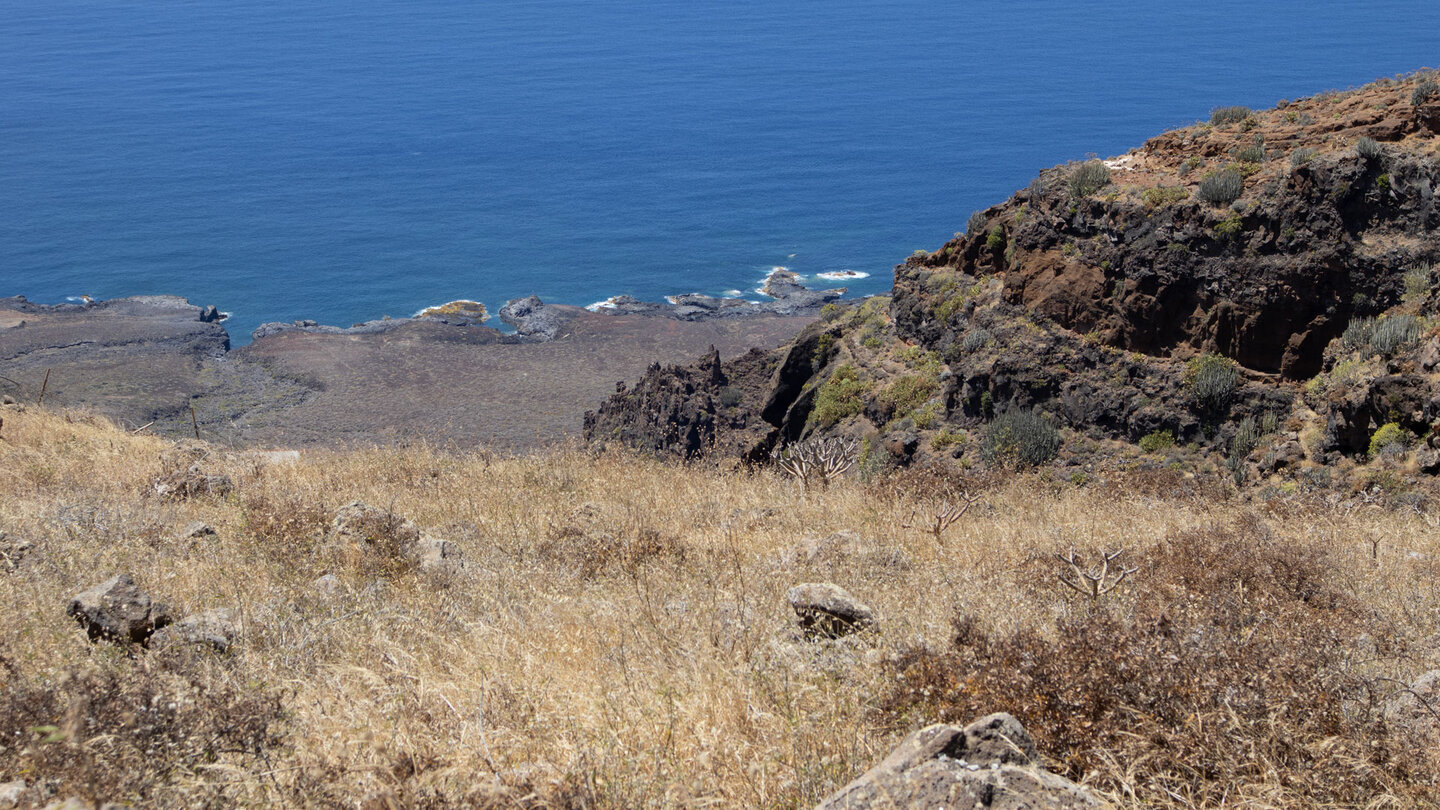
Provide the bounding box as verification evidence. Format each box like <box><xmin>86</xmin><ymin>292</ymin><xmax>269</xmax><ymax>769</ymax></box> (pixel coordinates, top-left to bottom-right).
<box><xmin>239</xmin><ymin>492</ymin><xmax>330</xmax><ymax>557</ymax></box>
<box><xmin>881</xmin><ymin>518</ymin><xmax>1435</xmax><ymax>806</ymax></box>
<box><xmin>1098</xmin><ymin>465</ymin><xmax>1232</xmax><ymax>504</ymax></box>
<box><xmin>537</xmin><ymin>521</ymin><xmax>688</xmax><ymax>578</ymax></box>
<box><xmin>0</xmin><ymin>649</ymin><xmax>285</xmax><ymax>807</ymax></box>
<box><xmin>866</xmin><ymin>464</ymin><xmax>1001</xmax><ymax>504</ymax></box>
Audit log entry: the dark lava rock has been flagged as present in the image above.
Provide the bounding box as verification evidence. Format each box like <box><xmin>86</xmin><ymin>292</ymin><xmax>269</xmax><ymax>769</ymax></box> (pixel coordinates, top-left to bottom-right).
<box><xmin>498</xmin><ymin>295</ymin><xmax>581</xmax><ymax>341</ymax></box>
<box><xmin>67</xmin><ymin>574</ymin><xmax>173</xmax><ymax>645</ymax></box>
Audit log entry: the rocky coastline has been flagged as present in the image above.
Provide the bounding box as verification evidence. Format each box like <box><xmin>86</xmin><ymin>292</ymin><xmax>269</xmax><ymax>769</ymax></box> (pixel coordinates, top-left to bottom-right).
<box><xmin>0</xmin><ymin>274</ymin><xmax>845</xmax><ymax>450</ymax></box>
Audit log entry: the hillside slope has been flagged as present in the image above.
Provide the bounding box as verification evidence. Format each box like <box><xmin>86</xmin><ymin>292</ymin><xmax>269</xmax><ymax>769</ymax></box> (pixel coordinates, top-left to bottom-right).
<box><xmin>587</xmin><ymin>72</ymin><xmax>1440</xmax><ymax>491</ymax></box>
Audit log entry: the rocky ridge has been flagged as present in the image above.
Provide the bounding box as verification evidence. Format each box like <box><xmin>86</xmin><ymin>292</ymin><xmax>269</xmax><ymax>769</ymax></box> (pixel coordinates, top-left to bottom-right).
<box><xmin>586</xmin><ymin>72</ymin><xmax>1440</xmax><ymax>491</ymax></box>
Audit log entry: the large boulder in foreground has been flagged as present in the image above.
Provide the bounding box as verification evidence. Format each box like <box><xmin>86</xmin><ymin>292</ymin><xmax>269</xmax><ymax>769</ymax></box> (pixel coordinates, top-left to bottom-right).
<box><xmin>817</xmin><ymin>713</ymin><xmax>1108</xmax><ymax>809</ymax></box>
<box><xmin>66</xmin><ymin>574</ymin><xmax>173</xmax><ymax>645</ymax></box>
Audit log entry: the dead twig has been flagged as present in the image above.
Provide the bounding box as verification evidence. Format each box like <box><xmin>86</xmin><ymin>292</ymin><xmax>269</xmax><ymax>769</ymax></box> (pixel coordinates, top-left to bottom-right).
<box><xmin>38</xmin><ymin>368</ymin><xmax>50</xmax><ymax>406</ymax></box>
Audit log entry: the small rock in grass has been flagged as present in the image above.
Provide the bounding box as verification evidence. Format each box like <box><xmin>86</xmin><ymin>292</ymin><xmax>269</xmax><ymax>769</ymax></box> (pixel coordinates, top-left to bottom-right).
<box><xmin>66</xmin><ymin>574</ymin><xmax>173</xmax><ymax>645</ymax></box>
<box><xmin>179</xmin><ymin>521</ymin><xmax>217</xmax><ymax>541</ymax></box>
<box><xmin>151</xmin><ymin>608</ymin><xmax>239</xmax><ymax>653</ymax></box>
<box><xmin>787</xmin><ymin>582</ymin><xmax>875</xmax><ymax>639</ymax></box>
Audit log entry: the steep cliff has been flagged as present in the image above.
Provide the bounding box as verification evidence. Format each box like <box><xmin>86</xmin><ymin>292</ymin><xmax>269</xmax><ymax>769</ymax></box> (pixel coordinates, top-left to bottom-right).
<box><xmin>587</xmin><ymin>73</ymin><xmax>1440</xmax><ymax>487</ymax></box>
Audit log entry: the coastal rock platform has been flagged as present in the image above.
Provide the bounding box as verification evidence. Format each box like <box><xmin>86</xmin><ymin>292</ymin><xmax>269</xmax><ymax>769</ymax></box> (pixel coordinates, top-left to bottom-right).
<box><xmin>0</xmin><ymin>294</ymin><xmax>817</xmax><ymax>451</ymax></box>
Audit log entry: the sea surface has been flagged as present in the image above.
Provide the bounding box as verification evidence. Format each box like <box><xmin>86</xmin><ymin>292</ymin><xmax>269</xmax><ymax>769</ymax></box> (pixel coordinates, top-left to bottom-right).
<box><xmin>2</xmin><ymin>1</ymin><xmax>1437</xmax><ymax>343</ymax></box>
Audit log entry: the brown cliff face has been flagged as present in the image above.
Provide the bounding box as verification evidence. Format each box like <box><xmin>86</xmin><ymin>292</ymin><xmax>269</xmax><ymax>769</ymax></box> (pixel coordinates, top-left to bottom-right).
<box><xmin>587</xmin><ymin>73</ymin><xmax>1440</xmax><ymax>483</ymax></box>
<box><xmin>903</xmin><ymin>77</ymin><xmax>1440</xmax><ymax>380</ymax></box>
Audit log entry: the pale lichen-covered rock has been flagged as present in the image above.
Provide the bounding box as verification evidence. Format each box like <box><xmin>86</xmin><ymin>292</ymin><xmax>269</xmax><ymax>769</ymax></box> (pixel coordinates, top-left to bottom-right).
<box><xmin>153</xmin><ymin>463</ymin><xmax>233</xmax><ymax>500</ymax></box>
<box><xmin>151</xmin><ymin>608</ymin><xmax>239</xmax><ymax>653</ymax></box>
<box><xmin>66</xmin><ymin>574</ymin><xmax>172</xmax><ymax>645</ymax></box>
<box><xmin>329</xmin><ymin>501</ymin><xmax>464</xmax><ymax>575</ymax></box>
<box><xmin>1385</xmin><ymin>669</ymin><xmax>1440</xmax><ymax>743</ymax></box>
<box><xmin>787</xmin><ymin>582</ymin><xmax>875</xmax><ymax>638</ymax></box>
<box><xmin>816</xmin><ymin>714</ymin><xmax>1108</xmax><ymax>810</ymax></box>
<box><xmin>179</xmin><ymin>521</ymin><xmax>218</xmax><ymax>541</ymax></box>
<box><xmin>0</xmin><ymin>780</ymin><xmax>25</xmax><ymax>808</ymax></box>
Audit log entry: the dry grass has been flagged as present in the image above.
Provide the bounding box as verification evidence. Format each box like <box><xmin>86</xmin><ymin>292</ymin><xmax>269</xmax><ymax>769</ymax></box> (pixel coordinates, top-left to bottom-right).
<box><xmin>2</xmin><ymin>406</ymin><xmax>1439</xmax><ymax>808</ymax></box>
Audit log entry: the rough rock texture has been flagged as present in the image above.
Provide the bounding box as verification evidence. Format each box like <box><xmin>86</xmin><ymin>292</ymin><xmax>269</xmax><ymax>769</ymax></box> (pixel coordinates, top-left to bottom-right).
<box><xmin>498</xmin><ymin>295</ymin><xmax>581</xmax><ymax>340</ymax></box>
<box><xmin>816</xmin><ymin>714</ymin><xmax>1107</xmax><ymax>810</ymax></box>
<box><xmin>178</xmin><ymin>521</ymin><xmax>218</xmax><ymax>542</ymax></box>
<box><xmin>151</xmin><ymin>608</ymin><xmax>239</xmax><ymax>653</ymax></box>
<box><xmin>1385</xmin><ymin>669</ymin><xmax>1440</xmax><ymax>743</ymax></box>
<box><xmin>153</xmin><ymin>464</ymin><xmax>233</xmax><ymax>500</ymax></box>
<box><xmin>0</xmin><ymin>532</ymin><xmax>33</xmax><ymax>573</ymax></box>
<box><xmin>587</xmin><ymin>76</ymin><xmax>1440</xmax><ymax>481</ymax></box>
<box><xmin>329</xmin><ymin>501</ymin><xmax>464</xmax><ymax>575</ymax></box>
<box><xmin>787</xmin><ymin>582</ymin><xmax>875</xmax><ymax>639</ymax></box>
<box><xmin>0</xmin><ymin>295</ymin><xmax>229</xmax><ymax>428</ymax></box>
<box><xmin>66</xmin><ymin>574</ymin><xmax>173</xmax><ymax>645</ymax></box>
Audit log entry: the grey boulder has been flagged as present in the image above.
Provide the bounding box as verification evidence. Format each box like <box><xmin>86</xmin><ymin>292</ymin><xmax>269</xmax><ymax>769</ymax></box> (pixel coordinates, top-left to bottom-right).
<box><xmin>151</xmin><ymin>608</ymin><xmax>239</xmax><ymax>653</ymax></box>
<box><xmin>817</xmin><ymin>713</ymin><xmax>1108</xmax><ymax>809</ymax></box>
<box><xmin>788</xmin><ymin>582</ymin><xmax>875</xmax><ymax>639</ymax></box>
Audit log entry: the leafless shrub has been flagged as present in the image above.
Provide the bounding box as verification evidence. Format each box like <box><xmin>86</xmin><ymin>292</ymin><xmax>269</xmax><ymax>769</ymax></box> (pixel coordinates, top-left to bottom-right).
<box><xmin>771</xmin><ymin>436</ymin><xmax>857</xmax><ymax>490</ymax></box>
<box><xmin>0</xmin><ymin>651</ymin><xmax>285</xmax><ymax>806</ymax></box>
<box><xmin>881</xmin><ymin>520</ymin><xmax>1430</xmax><ymax>805</ymax></box>
<box><xmin>1054</xmin><ymin>548</ymin><xmax>1137</xmax><ymax>600</ymax></box>
<box><xmin>901</xmin><ymin>492</ymin><xmax>982</xmax><ymax>540</ymax></box>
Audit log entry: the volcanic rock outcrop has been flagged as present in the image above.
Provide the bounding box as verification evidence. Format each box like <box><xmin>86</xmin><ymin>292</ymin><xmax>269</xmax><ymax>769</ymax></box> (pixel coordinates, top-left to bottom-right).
<box><xmin>587</xmin><ymin>74</ymin><xmax>1440</xmax><ymax>484</ymax></box>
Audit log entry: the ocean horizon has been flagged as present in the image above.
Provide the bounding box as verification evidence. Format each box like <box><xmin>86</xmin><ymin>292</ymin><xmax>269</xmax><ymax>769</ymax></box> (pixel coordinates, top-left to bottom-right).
<box><xmin>2</xmin><ymin>0</ymin><xmax>1437</xmax><ymax>343</ymax></box>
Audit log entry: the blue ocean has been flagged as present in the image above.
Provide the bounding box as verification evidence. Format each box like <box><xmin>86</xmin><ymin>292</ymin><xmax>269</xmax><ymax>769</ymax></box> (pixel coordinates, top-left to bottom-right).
<box><xmin>2</xmin><ymin>1</ymin><xmax>1437</xmax><ymax>344</ymax></box>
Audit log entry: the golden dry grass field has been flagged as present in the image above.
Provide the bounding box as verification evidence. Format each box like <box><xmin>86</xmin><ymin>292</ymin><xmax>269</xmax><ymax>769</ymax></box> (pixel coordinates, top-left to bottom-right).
<box><xmin>2</xmin><ymin>405</ymin><xmax>1439</xmax><ymax>808</ymax></box>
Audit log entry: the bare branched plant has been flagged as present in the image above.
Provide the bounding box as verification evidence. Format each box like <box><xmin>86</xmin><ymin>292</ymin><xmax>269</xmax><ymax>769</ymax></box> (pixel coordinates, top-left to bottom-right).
<box><xmin>1056</xmin><ymin>548</ymin><xmax>1137</xmax><ymax>600</ymax></box>
<box><xmin>902</xmin><ymin>492</ymin><xmax>982</xmax><ymax>541</ymax></box>
<box><xmin>771</xmin><ymin>436</ymin><xmax>858</xmax><ymax>491</ymax></box>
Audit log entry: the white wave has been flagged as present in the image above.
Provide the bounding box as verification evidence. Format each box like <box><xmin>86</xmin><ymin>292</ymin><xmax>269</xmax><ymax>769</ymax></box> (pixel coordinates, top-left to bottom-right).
<box><xmin>816</xmin><ymin>270</ymin><xmax>869</xmax><ymax>281</ymax></box>
<box><xmin>723</xmin><ymin>289</ymin><xmax>743</xmax><ymax>298</ymax></box>
<box><xmin>586</xmin><ymin>297</ymin><xmax>621</xmax><ymax>312</ymax></box>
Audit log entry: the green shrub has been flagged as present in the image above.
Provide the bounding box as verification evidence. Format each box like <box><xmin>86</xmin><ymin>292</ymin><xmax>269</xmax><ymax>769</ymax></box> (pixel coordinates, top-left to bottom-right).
<box><xmin>819</xmin><ymin>302</ymin><xmax>842</xmax><ymax>322</ymax></box>
<box><xmin>1186</xmin><ymin>353</ymin><xmax>1239</xmax><ymax>412</ymax></box>
<box><xmin>1369</xmin><ymin>422</ymin><xmax>1408</xmax><ymax>457</ymax></box>
<box><xmin>1355</xmin><ymin>136</ymin><xmax>1383</xmax><ymax>161</ymax></box>
<box><xmin>1412</xmin><ymin>79</ymin><xmax>1438</xmax><ymax>105</ymax></box>
<box><xmin>1233</xmin><ymin>136</ymin><xmax>1265</xmax><ymax>164</ymax></box>
<box><xmin>1138</xmin><ymin>430</ymin><xmax>1175</xmax><ymax>453</ymax></box>
<box><xmin>982</xmin><ymin>407</ymin><xmax>1061</xmax><ymax>467</ymax></box>
<box><xmin>1178</xmin><ymin>156</ymin><xmax>1203</xmax><ymax>177</ymax></box>
<box><xmin>1214</xmin><ymin>215</ymin><xmax>1244</xmax><ymax>241</ymax></box>
<box><xmin>960</xmin><ymin>328</ymin><xmax>992</xmax><ymax>353</ymax></box>
<box><xmin>1289</xmin><ymin>147</ymin><xmax>1317</xmax><ymax>168</ymax></box>
<box><xmin>985</xmin><ymin>227</ymin><xmax>1006</xmax><ymax>254</ymax></box>
<box><xmin>1196</xmin><ymin>169</ymin><xmax>1243</xmax><ymax>206</ymax></box>
<box><xmin>810</xmin><ymin>364</ymin><xmax>867</xmax><ymax>428</ymax></box>
<box><xmin>1404</xmin><ymin>265</ymin><xmax>1432</xmax><ymax>303</ymax></box>
<box><xmin>1231</xmin><ymin>416</ymin><xmax>1259</xmax><ymax>458</ymax></box>
<box><xmin>1068</xmin><ymin>160</ymin><xmax>1111</xmax><ymax>198</ymax></box>
<box><xmin>812</xmin><ymin>332</ymin><xmax>835</xmax><ymax>365</ymax></box>
<box><xmin>718</xmin><ymin>386</ymin><xmax>743</xmax><ymax>408</ymax></box>
<box><xmin>1209</xmin><ymin>105</ymin><xmax>1253</xmax><ymax>126</ymax></box>
<box><xmin>1343</xmin><ymin>315</ymin><xmax>1422</xmax><ymax>358</ymax></box>
<box><xmin>1142</xmin><ymin>186</ymin><xmax>1189</xmax><ymax>208</ymax></box>
<box><xmin>912</xmin><ymin>401</ymin><xmax>944</xmax><ymax>429</ymax></box>
<box><xmin>878</xmin><ymin>374</ymin><xmax>938</xmax><ymax>419</ymax></box>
